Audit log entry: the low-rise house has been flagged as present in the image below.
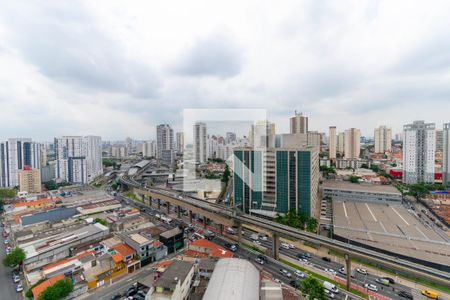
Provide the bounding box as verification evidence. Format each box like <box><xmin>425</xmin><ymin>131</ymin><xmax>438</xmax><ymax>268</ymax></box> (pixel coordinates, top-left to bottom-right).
<box><xmin>84</xmin><ymin>252</ymin><xmax>127</xmax><ymax>289</ymax></box>
<box><xmin>159</xmin><ymin>227</ymin><xmax>184</xmax><ymax>254</ymax></box>
<box><xmin>185</xmin><ymin>239</ymin><xmax>233</xmax><ymax>259</ymax></box>
<box><xmin>112</xmin><ymin>243</ymin><xmax>141</xmax><ymax>273</ymax></box>
<box><xmin>146</xmin><ymin>260</ymin><xmax>195</xmax><ymax>300</ymax></box>
<box><xmin>121</xmin><ymin>232</ymin><xmax>168</xmax><ymax>266</ymax></box>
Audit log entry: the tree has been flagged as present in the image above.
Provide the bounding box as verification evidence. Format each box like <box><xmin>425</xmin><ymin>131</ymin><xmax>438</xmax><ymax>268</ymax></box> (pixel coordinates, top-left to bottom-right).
<box><xmin>301</xmin><ymin>277</ymin><xmax>326</xmax><ymax>300</ymax></box>
<box><xmin>95</xmin><ymin>218</ymin><xmax>107</xmax><ymax>226</ymax></box>
<box><xmin>222</xmin><ymin>165</ymin><xmax>231</xmax><ymax>183</ymax></box>
<box><xmin>360</xmin><ymin>163</ymin><xmax>369</xmax><ymax>169</ymax></box>
<box><xmin>349</xmin><ymin>176</ymin><xmax>359</xmax><ymax>183</ymax></box>
<box><xmin>38</xmin><ymin>279</ymin><xmax>73</xmax><ymax>300</ymax></box>
<box><xmin>306</xmin><ymin>217</ymin><xmax>318</xmax><ymax>233</ymax></box>
<box><xmin>3</xmin><ymin>248</ymin><xmax>26</xmax><ymax>268</ymax></box>
<box><xmin>370</xmin><ymin>165</ymin><xmax>380</xmax><ymax>173</ymax></box>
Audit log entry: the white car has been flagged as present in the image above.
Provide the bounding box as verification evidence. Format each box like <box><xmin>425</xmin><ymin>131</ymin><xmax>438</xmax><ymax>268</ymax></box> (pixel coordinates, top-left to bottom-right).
<box><xmin>254</xmin><ymin>257</ymin><xmax>265</xmax><ymax>265</ymax></box>
<box><xmin>294</xmin><ymin>270</ymin><xmax>306</xmax><ymax>278</ymax></box>
<box><xmin>288</xmin><ymin>243</ymin><xmax>295</xmax><ymax>249</ymax></box>
<box><xmin>279</xmin><ymin>269</ymin><xmax>292</xmax><ymax>278</ymax></box>
<box><xmin>16</xmin><ymin>284</ymin><xmax>23</xmax><ymax>292</ymax></box>
<box><xmin>13</xmin><ymin>275</ymin><xmax>20</xmax><ymax>283</ymax></box>
<box><xmin>364</xmin><ymin>283</ymin><xmax>378</xmax><ymax>292</ymax></box>
<box><xmin>260</xmin><ymin>236</ymin><xmax>268</xmax><ymax>241</ymax></box>
<box><xmin>4</xmin><ymin>239</ymin><xmax>9</xmax><ymax>244</ymax></box>
<box><xmin>325</xmin><ymin>289</ymin><xmax>335</xmax><ymax>298</ymax></box>
<box><xmin>280</xmin><ymin>243</ymin><xmax>290</xmax><ymax>250</ymax></box>
<box><xmin>338</xmin><ymin>267</ymin><xmax>345</xmax><ymax>274</ymax></box>
<box><xmin>325</xmin><ymin>268</ymin><xmax>337</xmax><ymax>275</ymax></box>
<box><xmin>253</xmin><ymin>240</ymin><xmax>262</xmax><ymax>246</ymax></box>
<box><xmin>356</xmin><ymin>268</ymin><xmax>368</xmax><ymax>275</ymax></box>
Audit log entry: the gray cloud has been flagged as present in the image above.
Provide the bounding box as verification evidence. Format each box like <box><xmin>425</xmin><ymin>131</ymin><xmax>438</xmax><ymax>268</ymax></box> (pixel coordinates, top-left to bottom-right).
<box><xmin>0</xmin><ymin>2</ymin><xmax>160</xmax><ymax>99</ymax></box>
<box><xmin>171</xmin><ymin>33</ymin><xmax>243</xmax><ymax>78</ymax></box>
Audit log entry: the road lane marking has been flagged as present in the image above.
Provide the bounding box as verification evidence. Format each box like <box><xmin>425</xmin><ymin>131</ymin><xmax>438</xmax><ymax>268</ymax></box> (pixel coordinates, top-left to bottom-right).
<box><xmin>365</xmin><ymin>203</ymin><xmax>377</xmax><ymax>222</ymax></box>
<box><xmin>343</xmin><ymin>202</ymin><xmax>348</xmax><ymax>218</ymax></box>
<box><xmin>391</xmin><ymin>206</ymin><xmax>409</xmax><ymax>226</ymax></box>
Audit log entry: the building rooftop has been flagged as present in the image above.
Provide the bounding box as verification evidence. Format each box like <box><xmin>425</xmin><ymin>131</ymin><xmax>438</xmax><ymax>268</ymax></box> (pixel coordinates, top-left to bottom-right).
<box><xmin>154</xmin><ymin>260</ymin><xmax>194</xmax><ymax>290</ymax></box>
<box><xmin>323</xmin><ymin>180</ymin><xmax>401</xmax><ymax>194</ymax></box>
<box><xmin>188</xmin><ymin>239</ymin><xmax>233</xmax><ymax>258</ymax></box>
<box><xmin>160</xmin><ymin>227</ymin><xmax>182</xmax><ymax>239</ymax></box>
<box><xmin>32</xmin><ymin>274</ymin><xmax>66</xmax><ymax>299</ymax></box>
<box><xmin>113</xmin><ymin>243</ymin><xmax>136</xmax><ymax>258</ymax></box>
<box><xmin>129</xmin><ymin>233</ymin><xmax>150</xmax><ymax>246</ymax></box>
<box><xmin>202</xmin><ymin>258</ymin><xmax>259</xmax><ymax>300</ymax></box>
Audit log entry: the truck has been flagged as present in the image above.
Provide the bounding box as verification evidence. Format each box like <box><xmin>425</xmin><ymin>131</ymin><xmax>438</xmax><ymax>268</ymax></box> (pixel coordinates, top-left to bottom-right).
<box><xmin>323</xmin><ymin>281</ymin><xmax>339</xmax><ymax>294</ymax></box>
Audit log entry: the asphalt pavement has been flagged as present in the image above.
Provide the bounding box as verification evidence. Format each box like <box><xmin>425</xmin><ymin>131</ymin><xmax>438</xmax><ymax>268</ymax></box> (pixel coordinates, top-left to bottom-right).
<box><xmin>0</xmin><ymin>224</ymin><xmax>23</xmax><ymax>300</ymax></box>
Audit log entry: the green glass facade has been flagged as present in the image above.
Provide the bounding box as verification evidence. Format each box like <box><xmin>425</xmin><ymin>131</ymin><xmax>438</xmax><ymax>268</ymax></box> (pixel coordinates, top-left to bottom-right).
<box><xmin>276</xmin><ymin>150</ymin><xmax>312</xmax><ymax>218</ymax></box>
<box><xmin>233</xmin><ymin>149</ymin><xmax>263</xmax><ymax>213</ymax></box>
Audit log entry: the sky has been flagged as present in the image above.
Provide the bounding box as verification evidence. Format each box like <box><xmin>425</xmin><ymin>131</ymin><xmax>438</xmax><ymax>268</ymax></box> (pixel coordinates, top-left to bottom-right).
<box><xmin>0</xmin><ymin>0</ymin><xmax>450</xmax><ymax>141</ymax></box>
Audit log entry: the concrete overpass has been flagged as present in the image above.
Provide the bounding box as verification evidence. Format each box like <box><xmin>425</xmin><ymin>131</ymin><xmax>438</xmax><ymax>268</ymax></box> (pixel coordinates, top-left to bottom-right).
<box><xmin>120</xmin><ymin>171</ymin><xmax>450</xmax><ymax>289</ymax></box>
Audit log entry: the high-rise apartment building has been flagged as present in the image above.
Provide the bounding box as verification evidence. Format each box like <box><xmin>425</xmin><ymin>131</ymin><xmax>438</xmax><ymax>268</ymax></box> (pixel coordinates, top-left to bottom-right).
<box><xmin>142</xmin><ymin>140</ymin><xmax>157</xmax><ymax>158</ymax></box>
<box><xmin>249</xmin><ymin>120</ymin><xmax>275</xmax><ymax>149</ymax></box>
<box><xmin>436</xmin><ymin>129</ymin><xmax>444</xmax><ymax>152</ymax></box>
<box><xmin>290</xmin><ymin>112</ymin><xmax>308</xmax><ymax>134</ymax></box>
<box><xmin>55</xmin><ymin>136</ymin><xmax>102</xmax><ymax>184</ymax></box>
<box><xmin>194</xmin><ymin>122</ymin><xmax>207</xmax><ymax>164</ymax></box>
<box><xmin>19</xmin><ymin>166</ymin><xmax>42</xmax><ymax>193</ymax></box>
<box><xmin>329</xmin><ymin>126</ymin><xmax>337</xmax><ymax>159</ymax></box>
<box><xmin>156</xmin><ymin>124</ymin><xmax>174</xmax><ymax>159</ymax></box>
<box><xmin>233</xmin><ymin>147</ymin><xmax>319</xmax><ymax>218</ymax></box>
<box><xmin>225</xmin><ymin>132</ymin><xmax>237</xmax><ymax>144</ymax></box>
<box><xmin>176</xmin><ymin>132</ymin><xmax>184</xmax><ymax>154</ymax></box>
<box><xmin>0</xmin><ymin>138</ymin><xmax>41</xmax><ymax>188</ymax></box>
<box><xmin>374</xmin><ymin>125</ymin><xmax>392</xmax><ymax>153</ymax></box>
<box><xmin>110</xmin><ymin>144</ymin><xmax>127</xmax><ymax>158</ymax></box>
<box><xmin>337</xmin><ymin>132</ymin><xmax>345</xmax><ymax>155</ymax></box>
<box><xmin>442</xmin><ymin>123</ymin><xmax>450</xmax><ymax>186</ymax></box>
<box><xmin>307</xmin><ymin>131</ymin><xmax>321</xmax><ymax>149</ymax></box>
<box><xmin>344</xmin><ymin>128</ymin><xmax>361</xmax><ymax>159</ymax></box>
<box><xmin>403</xmin><ymin>121</ymin><xmax>435</xmax><ymax>184</ymax></box>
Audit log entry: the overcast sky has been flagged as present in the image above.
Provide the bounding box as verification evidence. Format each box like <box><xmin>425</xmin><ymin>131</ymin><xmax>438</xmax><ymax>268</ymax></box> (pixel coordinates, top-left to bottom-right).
<box><xmin>1</xmin><ymin>1</ymin><xmax>449</xmax><ymax>141</ymax></box>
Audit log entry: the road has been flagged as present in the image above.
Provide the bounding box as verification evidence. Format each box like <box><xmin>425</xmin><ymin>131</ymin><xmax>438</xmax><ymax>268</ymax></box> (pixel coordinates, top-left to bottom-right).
<box><xmin>0</xmin><ymin>223</ymin><xmax>23</xmax><ymax>300</ymax></box>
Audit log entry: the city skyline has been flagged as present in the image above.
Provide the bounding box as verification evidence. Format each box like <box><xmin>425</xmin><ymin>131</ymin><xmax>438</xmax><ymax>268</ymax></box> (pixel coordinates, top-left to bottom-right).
<box><xmin>1</xmin><ymin>1</ymin><xmax>450</xmax><ymax>140</ymax></box>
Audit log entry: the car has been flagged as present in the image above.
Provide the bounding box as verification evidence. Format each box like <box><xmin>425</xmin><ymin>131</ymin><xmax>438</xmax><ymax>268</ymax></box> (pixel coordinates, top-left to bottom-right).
<box><xmin>289</xmin><ymin>280</ymin><xmax>301</xmax><ymax>289</ymax></box>
<box><xmin>324</xmin><ymin>289</ymin><xmax>335</xmax><ymax>298</ymax></box>
<box><xmin>325</xmin><ymin>268</ymin><xmax>337</xmax><ymax>275</ymax></box>
<box><xmin>356</xmin><ymin>268</ymin><xmax>368</xmax><ymax>275</ymax></box>
<box><xmin>297</xmin><ymin>253</ymin><xmax>306</xmax><ymax>259</ymax></box>
<box><xmin>258</xmin><ymin>254</ymin><xmax>267</xmax><ymax>262</ymax></box>
<box><xmin>110</xmin><ymin>294</ymin><xmax>122</xmax><ymax>300</ymax></box>
<box><xmin>375</xmin><ymin>278</ymin><xmax>390</xmax><ymax>286</ymax></box>
<box><xmin>288</xmin><ymin>243</ymin><xmax>295</xmax><ymax>249</ymax></box>
<box><xmin>279</xmin><ymin>269</ymin><xmax>292</xmax><ymax>278</ymax></box>
<box><xmin>398</xmin><ymin>290</ymin><xmax>413</xmax><ymax>299</ymax></box>
<box><xmin>294</xmin><ymin>270</ymin><xmax>306</xmax><ymax>278</ymax></box>
<box><xmin>364</xmin><ymin>283</ymin><xmax>378</xmax><ymax>292</ymax></box>
<box><xmin>274</xmin><ymin>278</ymin><xmax>282</xmax><ymax>284</ymax></box>
<box><xmin>254</xmin><ymin>257</ymin><xmax>265</xmax><ymax>265</ymax></box>
<box><xmin>421</xmin><ymin>290</ymin><xmax>439</xmax><ymax>299</ymax></box>
<box><xmin>16</xmin><ymin>284</ymin><xmax>23</xmax><ymax>292</ymax></box>
<box><xmin>280</xmin><ymin>243</ymin><xmax>290</xmax><ymax>250</ymax></box>
<box><xmin>383</xmin><ymin>277</ymin><xmax>395</xmax><ymax>284</ymax></box>
<box><xmin>260</xmin><ymin>235</ymin><xmax>268</xmax><ymax>241</ymax></box>
<box><xmin>4</xmin><ymin>239</ymin><xmax>9</xmax><ymax>244</ymax></box>
<box><xmin>13</xmin><ymin>275</ymin><xmax>20</xmax><ymax>283</ymax></box>
<box><xmin>338</xmin><ymin>267</ymin><xmax>345</xmax><ymax>274</ymax></box>
<box><xmin>253</xmin><ymin>240</ymin><xmax>262</xmax><ymax>246</ymax></box>
<box><xmin>322</xmin><ymin>256</ymin><xmax>331</xmax><ymax>262</ymax></box>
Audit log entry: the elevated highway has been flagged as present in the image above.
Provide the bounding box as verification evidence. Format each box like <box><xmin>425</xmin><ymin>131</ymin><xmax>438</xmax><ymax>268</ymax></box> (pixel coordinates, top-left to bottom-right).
<box><xmin>120</xmin><ymin>169</ymin><xmax>450</xmax><ymax>288</ymax></box>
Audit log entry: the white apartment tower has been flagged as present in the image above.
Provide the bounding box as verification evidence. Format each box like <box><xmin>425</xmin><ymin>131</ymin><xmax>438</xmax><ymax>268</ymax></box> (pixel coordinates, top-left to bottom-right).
<box><xmin>55</xmin><ymin>136</ymin><xmax>102</xmax><ymax>184</ymax></box>
<box><xmin>142</xmin><ymin>140</ymin><xmax>157</xmax><ymax>158</ymax></box>
<box><xmin>344</xmin><ymin>128</ymin><xmax>361</xmax><ymax>159</ymax></box>
<box><xmin>443</xmin><ymin>123</ymin><xmax>450</xmax><ymax>186</ymax></box>
<box><xmin>194</xmin><ymin>122</ymin><xmax>207</xmax><ymax>164</ymax></box>
<box><xmin>290</xmin><ymin>112</ymin><xmax>308</xmax><ymax>134</ymax></box>
<box><xmin>250</xmin><ymin>120</ymin><xmax>276</xmax><ymax>149</ymax></box>
<box><xmin>176</xmin><ymin>132</ymin><xmax>184</xmax><ymax>154</ymax></box>
<box><xmin>0</xmin><ymin>138</ymin><xmax>41</xmax><ymax>188</ymax></box>
<box><xmin>374</xmin><ymin>125</ymin><xmax>392</xmax><ymax>153</ymax></box>
<box><xmin>337</xmin><ymin>132</ymin><xmax>345</xmax><ymax>155</ymax></box>
<box><xmin>403</xmin><ymin>121</ymin><xmax>436</xmax><ymax>184</ymax></box>
<box><xmin>156</xmin><ymin>124</ymin><xmax>174</xmax><ymax>159</ymax></box>
<box><xmin>329</xmin><ymin>126</ymin><xmax>337</xmax><ymax>159</ymax></box>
